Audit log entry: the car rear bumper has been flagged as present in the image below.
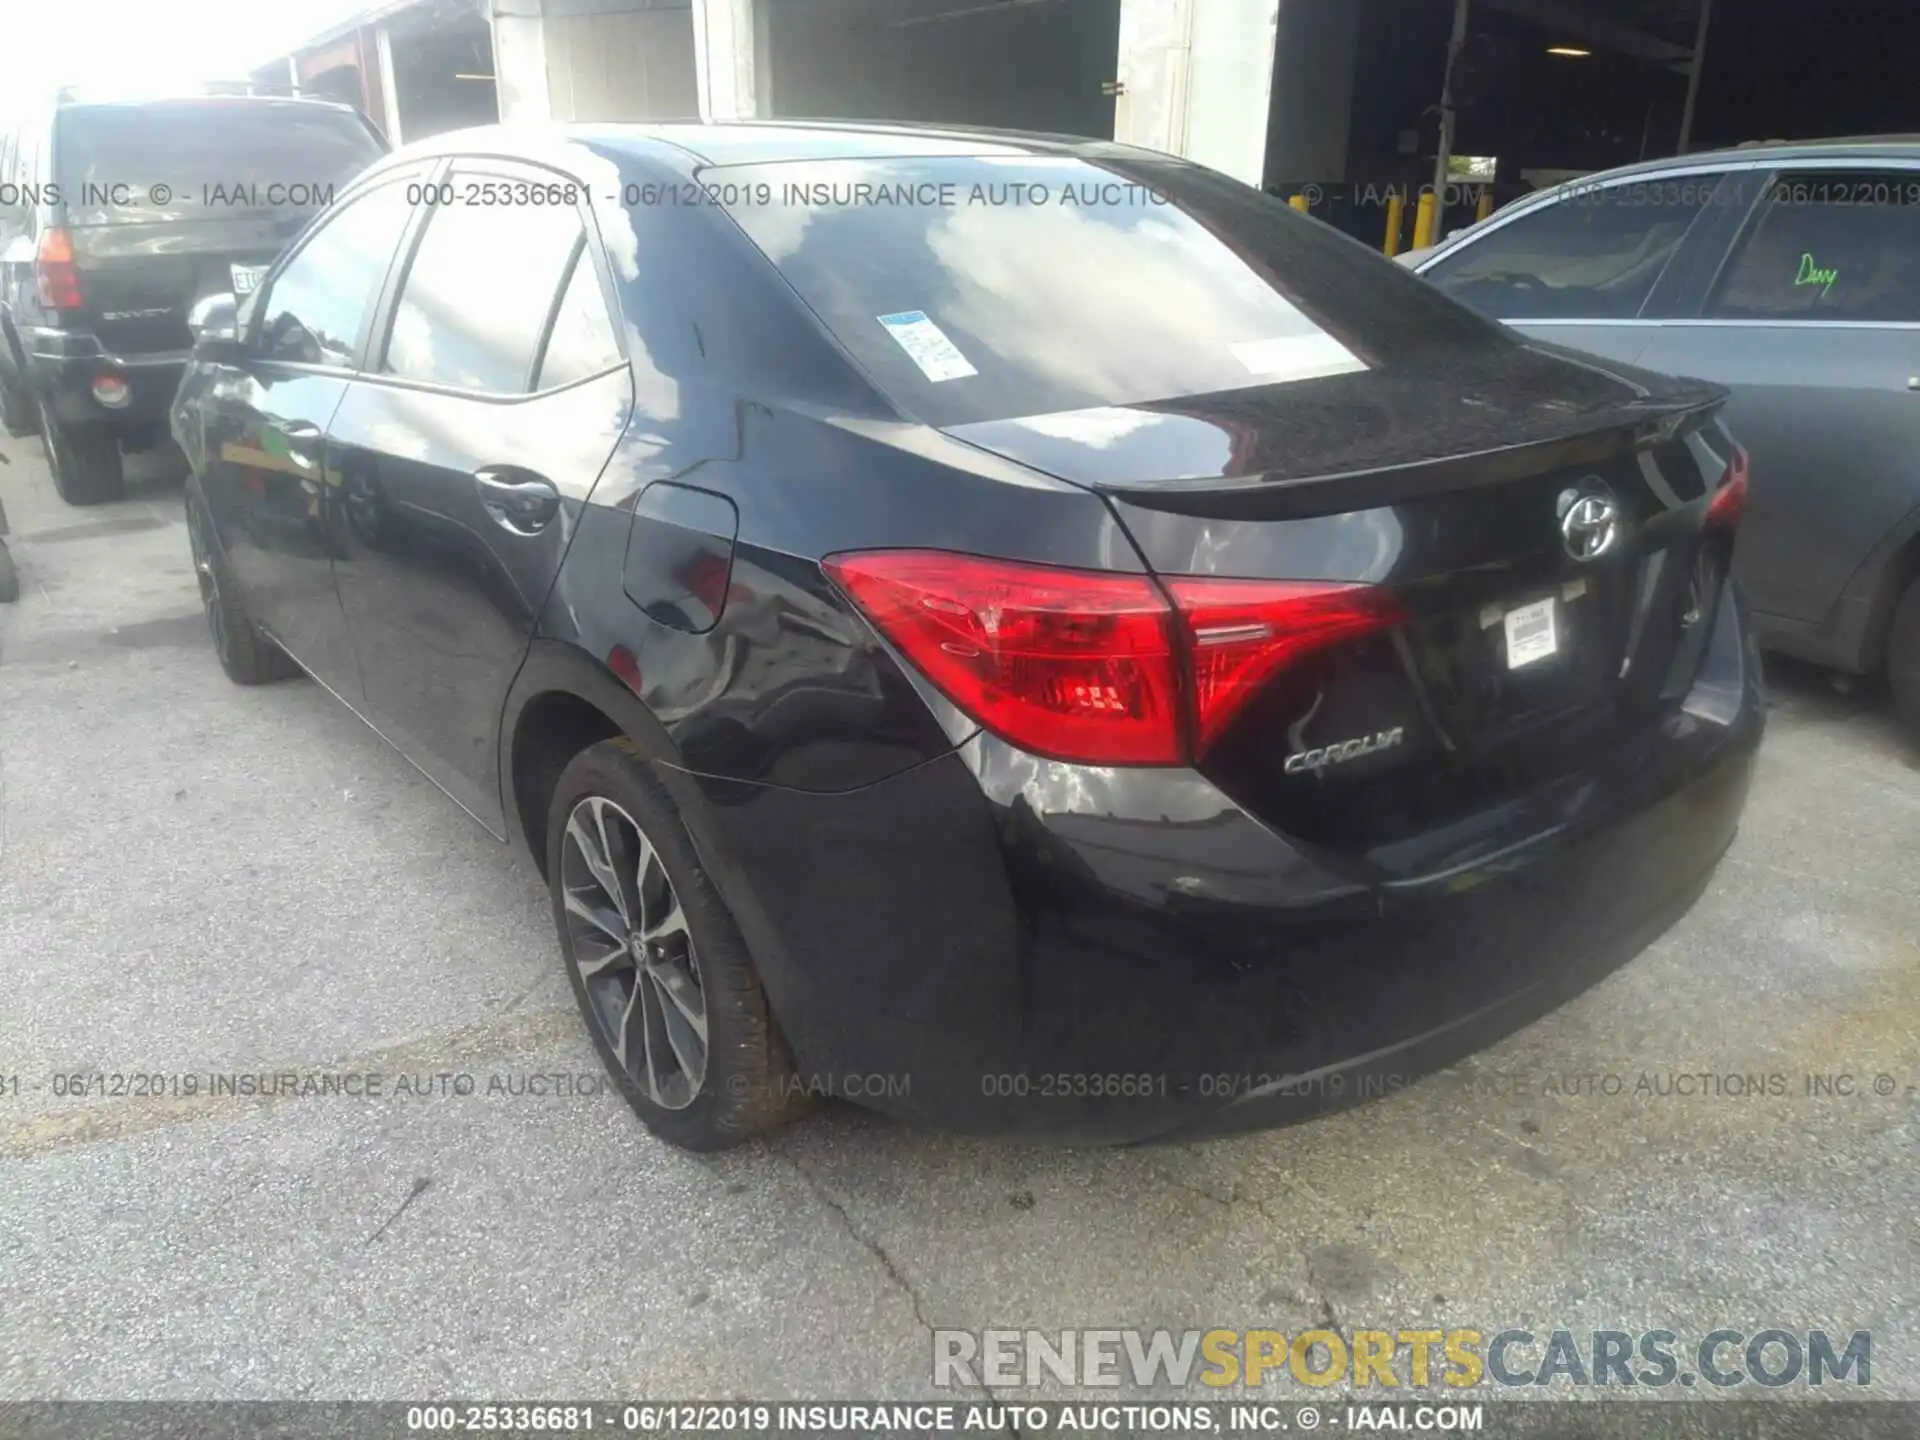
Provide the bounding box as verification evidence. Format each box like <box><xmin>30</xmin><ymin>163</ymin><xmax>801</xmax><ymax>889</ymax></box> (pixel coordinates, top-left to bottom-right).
<box><xmin>694</xmin><ymin>586</ymin><xmax>1764</xmax><ymax>1144</ymax></box>
<box><xmin>23</xmin><ymin>330</ymin><xmax>186</xmax><ymax>430</ymax></box>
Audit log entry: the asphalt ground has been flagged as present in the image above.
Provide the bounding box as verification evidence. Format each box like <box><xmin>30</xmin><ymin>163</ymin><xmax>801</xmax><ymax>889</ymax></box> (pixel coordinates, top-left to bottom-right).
<box><xmin>0</xmin><ymin>429</ymin><xmax>1915</xmax><ymax>1404</ymax></box>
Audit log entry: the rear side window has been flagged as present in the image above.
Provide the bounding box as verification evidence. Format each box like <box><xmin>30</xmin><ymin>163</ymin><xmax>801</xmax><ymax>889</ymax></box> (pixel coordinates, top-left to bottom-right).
<box><xmin>54</xmin><ymin>102</ymin><xmax>382</xmax><ymax>226</ymax></box>
<box><xmin>1424</xmin><ymin>177</ymin><xmax>1720</xmax><ymax>320</ymax></box>
<box><xmin>382</xmin><ymin>185</ymin><xmax>583</xmax><ymax>393</ymax></box>
<box><xmin>534</xmin><ymin>249</ymin><xmax>623</xmax><ymax>390</ymax></box>
<box><xmin>256</xmin><ymin>181</ymin><xmax>416</xmax><ymax>368</ymax></box>
<box><xmin>1708</xmin><ymin>171</ymin><xmax>1920</xmax><ymax>323</ymax></box>
<box><xmin>716</xmin><ymin>154</ymin><xmax>1509</xmax><ymax>428</ymax></box>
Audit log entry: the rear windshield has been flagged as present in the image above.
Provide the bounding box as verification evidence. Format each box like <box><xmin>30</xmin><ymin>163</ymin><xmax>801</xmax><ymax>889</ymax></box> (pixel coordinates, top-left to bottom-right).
<box><xmin>55</xmin><ymin>102</ymin><xmax>382</xmax><ymax>226</ymax></box>
<box><xmin>715</xmin><ymin>154</ymin><xmax>1514</xmax><ymax>428</ymax></box>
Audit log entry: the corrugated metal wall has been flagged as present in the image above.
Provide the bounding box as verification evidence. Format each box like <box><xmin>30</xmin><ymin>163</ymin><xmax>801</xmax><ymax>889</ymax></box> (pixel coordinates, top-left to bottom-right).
<box><xmin>544</xmin><ymin>4</ymin><xmax>699</xmax><ymax>121</ymax></box>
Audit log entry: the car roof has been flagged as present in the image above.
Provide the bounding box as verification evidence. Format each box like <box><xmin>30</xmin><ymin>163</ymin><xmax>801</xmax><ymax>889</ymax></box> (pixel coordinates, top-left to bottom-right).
<box><xmin>1416</xmin><ymin>134</ymin><xmax>1920</xmax><ymax>265</ymax></box>
<box><xmin>53</xmin><ymin>94</ymin><xmax>363</xmax><ymax>116</ymax></box>
<box><xmin>1544</xmin><ymin>134</ymin><xmax>1920</xmax><ymax>184</ymax></box>
<box><xmin>377</xmin><ymin>118</ymin><xmax>1157</xmax><ymax>178</ymax></box>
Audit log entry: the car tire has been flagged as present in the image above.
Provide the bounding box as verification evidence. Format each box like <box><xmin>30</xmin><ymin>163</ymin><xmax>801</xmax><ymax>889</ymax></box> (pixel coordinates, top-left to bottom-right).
<box><xmin>37</xmin><ymin>395</ymin><xmax>124</xmax><ymax>505</ymax></box>
<box><xmin>0</xmin><ymin>368</ymin><xmax>34</xmax><ymax>438</ymax></box>
<box><xmin>185</xmin><ymin>485</ymin><xmax>302</xmax><ymax>685</ymax></box>
<box><xmin>1889</xmin><ymin>575</ymin><xmax>1920</xmax><ymax>743</ymax></box>
<box><xmin>546</xmin><ymin>738</ymin><xmax>805</xmax><ymax>1151</ymax></box>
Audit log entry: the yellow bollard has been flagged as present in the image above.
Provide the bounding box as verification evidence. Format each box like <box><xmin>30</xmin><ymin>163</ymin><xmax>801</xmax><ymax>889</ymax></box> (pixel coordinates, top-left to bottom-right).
<box><xmin>1476</xmin><ymin>185</ymin><xmax>1494</xmax><ymax>222</ymax></box>
<box><xmin>1412</xmin><ymin>190</ymin><xmax>1438</xmax><ymax>250</ymax></box>
<box><xmin>1289</xmin><ymin>193</ymin><xmax>1310</xmax><ymax>212</ymax></box>
<box><xmin>1384</xmin><ymin>191</ymin><xmax>1406</xmax><ymax>256</ymax></box>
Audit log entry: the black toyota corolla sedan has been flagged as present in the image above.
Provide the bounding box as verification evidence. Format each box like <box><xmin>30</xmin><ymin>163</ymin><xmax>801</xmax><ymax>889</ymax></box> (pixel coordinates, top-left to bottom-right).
<box><xmin>170</xmin><ymin>121</ymin><xmax>1762</xmax><ymax>1150</ymax></box>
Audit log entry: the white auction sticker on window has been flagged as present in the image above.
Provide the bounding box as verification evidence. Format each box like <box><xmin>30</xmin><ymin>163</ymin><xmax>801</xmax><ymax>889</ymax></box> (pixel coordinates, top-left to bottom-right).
<box><xmin>1504</xmin><ymin>597</ymin><xmax>1558</xmax><ymax>669</ymax></box>
<box><xmin>877</xmin><ymin>311</ymin><xmax>978</xmax><ymax>383</ymax></box>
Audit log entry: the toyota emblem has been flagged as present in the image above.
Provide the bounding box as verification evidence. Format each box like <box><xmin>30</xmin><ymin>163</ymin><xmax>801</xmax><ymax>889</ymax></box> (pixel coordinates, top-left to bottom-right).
<box><xmin>1560</xmin><ymin>488</ymin><xmax>1620</xmax><ymax>562</ymax></box>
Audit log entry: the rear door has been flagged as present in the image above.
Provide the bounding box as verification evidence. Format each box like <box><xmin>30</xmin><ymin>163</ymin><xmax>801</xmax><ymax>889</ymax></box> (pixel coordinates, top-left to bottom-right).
<box><xmin>198</xmin><ymin>172</ymin><xmax>424</xmax><ymax>697</ymax></box>
<box><xmin>51</xmin><ymin>100</ymin><xmax>384</xmax><ymax>359</ymax></box>
<box><xmin>1417</xmin><ymin>169</ymin><xmax>1734</xmax><ymax>367</ymax></box>
<box><xmin>1633</xmin><ymin>162</ymin><xmax>1920</xmax><ymax>632</ymax></box>
<box><xmin>328</xmin><ymin>162</ymin><xmax>633</xmax><ymax>830</ymax></box>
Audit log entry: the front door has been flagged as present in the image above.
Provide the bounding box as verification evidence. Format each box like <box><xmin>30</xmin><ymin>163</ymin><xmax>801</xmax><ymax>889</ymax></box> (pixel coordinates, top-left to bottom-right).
<box><xmin>328</xmin><ymin>164</ymin><xmax>632</xmax><ymax>829</ymax></box>
<box><xmin>200</xmin><ymin>176</ymin><xmax>420</xmax><ymax>697</ymax></box>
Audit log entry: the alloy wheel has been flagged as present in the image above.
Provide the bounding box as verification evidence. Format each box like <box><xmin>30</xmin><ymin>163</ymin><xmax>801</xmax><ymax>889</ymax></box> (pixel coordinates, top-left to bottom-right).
<box><xmin>560</xmin><ymin>795</ymin><xmax>708</xmax><ymax>1110</ymax></box>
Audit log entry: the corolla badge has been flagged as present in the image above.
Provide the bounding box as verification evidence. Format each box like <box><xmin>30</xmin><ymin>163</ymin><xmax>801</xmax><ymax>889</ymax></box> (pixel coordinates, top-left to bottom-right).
<box><xmin>1285</xmin><ymin>726</ymin><xmax>1405</xmax><ymax>774</ymax></box>
<box><xmin>1559</xmin><ymin>484</ymin><xmax>1621</xmax><ymax>562</ymax></box>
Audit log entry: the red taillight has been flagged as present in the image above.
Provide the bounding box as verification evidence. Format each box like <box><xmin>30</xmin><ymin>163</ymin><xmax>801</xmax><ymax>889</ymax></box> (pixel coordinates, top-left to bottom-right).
<box><xmin>824</xmin><ymin>550</ymin><xmax>1400</xmax><ymax>767</ymax></box>
<box><xmin>1168</xmin><ymin>578</ymin><xmax>1406</xmax><ymax>753</ymax></box>
<box><xmin>35</xmin><ymin>228</ymin><xmax>83</xmax><ymax>309</ymax></box>
<box><xmin>825</xmin><ymin>551</ymin><xmax>1184</xmax><ymax>764</ymax></box>
<box><xmin>1706</xmin><ymin>443</ymin><xmax>1748</xmax><ymax>529</ymax></box>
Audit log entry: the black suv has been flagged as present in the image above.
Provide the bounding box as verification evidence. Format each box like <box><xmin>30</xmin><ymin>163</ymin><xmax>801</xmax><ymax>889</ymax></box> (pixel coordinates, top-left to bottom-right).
<box><xmin>0</xmin><ymin>94</ymin><xmax>385</xmax><ymax>503</ymax></box>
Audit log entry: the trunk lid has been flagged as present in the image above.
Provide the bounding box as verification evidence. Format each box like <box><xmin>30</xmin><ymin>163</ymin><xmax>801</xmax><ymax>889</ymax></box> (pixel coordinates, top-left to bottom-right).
<box><xmin>945</xmin><ymin>344</ymin><xmax>1738</xmax><ymax>860</ymax></box>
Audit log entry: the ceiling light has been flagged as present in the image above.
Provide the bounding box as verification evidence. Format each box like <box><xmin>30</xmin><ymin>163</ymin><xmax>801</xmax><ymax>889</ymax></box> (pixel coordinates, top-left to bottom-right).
<box><xmin>1547</xmin><ymin>46</ymin><xmax>1591</xmax><ymax>57</ymax></box>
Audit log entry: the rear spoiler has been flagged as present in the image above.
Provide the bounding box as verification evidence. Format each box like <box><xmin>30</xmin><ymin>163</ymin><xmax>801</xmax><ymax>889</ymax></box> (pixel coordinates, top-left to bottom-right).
<box><xmin>1095</xmin><ymin>393</ymin><xmax>1729</xmax><ymax>523</ymax></box>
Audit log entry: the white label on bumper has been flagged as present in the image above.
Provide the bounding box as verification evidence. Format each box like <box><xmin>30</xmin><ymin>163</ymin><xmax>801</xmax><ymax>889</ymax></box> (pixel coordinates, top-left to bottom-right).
<box><xmin>1504</xmin><ymin>597</ymin><xmax>1558</xmax><ymax>668</ymax></box>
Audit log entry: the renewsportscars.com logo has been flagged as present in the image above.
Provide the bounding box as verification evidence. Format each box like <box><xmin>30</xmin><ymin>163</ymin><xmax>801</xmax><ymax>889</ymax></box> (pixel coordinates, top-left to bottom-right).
<box><xmin>932</xmin><ymin>1328</ymin><xmax>1872</xmax><ymax>1391</ymax></box>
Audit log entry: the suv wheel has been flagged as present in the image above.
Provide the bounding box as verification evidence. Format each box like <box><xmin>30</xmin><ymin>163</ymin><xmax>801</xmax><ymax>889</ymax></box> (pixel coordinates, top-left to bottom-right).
<box><xmin>0</xmin><ymin>368</ymin><xmax>34</xmax><ymax>438</ymax></box>
<box><xmin>37</xmin><ymin>395</ymin><xmax>124</xmax><ymax>505</ymax></box>
<box><xmin>546</xmin><ymin>739</ymin><xmax>804</xmax><ymax>1151</ymax></box>
<box><xmin>1889</xmin><ymin>575</ymin><xmax>1920</xmax><ymax>743</ymax></box>
<box><xmin>185</xmin><ymin>487</ymin><xmax>301</xmax><ymax>685</ymax></box>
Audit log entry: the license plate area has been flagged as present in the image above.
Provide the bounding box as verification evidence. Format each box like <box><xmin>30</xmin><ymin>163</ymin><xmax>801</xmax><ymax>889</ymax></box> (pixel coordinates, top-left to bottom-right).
<box><xmin>1415</xmin><ymin>575</ymin><xmax>1627</xmax><ymax>743</ymax></box>
<box><xmin>230</xmin><ymin>263</ymin><xmax>269</xmax><ymax>296</ymax></box>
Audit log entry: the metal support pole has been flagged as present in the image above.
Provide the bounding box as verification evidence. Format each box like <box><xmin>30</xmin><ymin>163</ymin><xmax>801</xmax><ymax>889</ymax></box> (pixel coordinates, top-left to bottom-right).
<box><xmin>1429</xmin><ymin>0</ymin><xmax>1471</xmax><ymax>236</ymax></box>
<box><xmin>1677</xmin><ymin>0</ymin><xmax>1714</xmax><ymax>154</ymax></box>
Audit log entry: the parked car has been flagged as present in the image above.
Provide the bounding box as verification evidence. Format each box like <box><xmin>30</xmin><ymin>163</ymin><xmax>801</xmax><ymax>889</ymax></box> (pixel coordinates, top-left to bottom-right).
<box><xmin>0</xmin><ymin>93</ymin><xmax>386</xmax><ymax>503</ymax></box>
<box><xmin>1406</xmin><ymin>139</ymin><xmax>1920</xmax><ymax>736</ymax></box>
<box><xmin>170</xmin><ymin>122</ymin><xmax>1760</xmax><ymax>1151</ymax></box>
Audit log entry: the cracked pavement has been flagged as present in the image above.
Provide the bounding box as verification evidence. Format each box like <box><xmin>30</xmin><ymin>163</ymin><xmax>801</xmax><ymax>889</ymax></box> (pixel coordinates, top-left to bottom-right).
<box><xmin>1</xmin><ymin>432</ymin><xmax>1916</xmax><ymax>1401</ymax></box>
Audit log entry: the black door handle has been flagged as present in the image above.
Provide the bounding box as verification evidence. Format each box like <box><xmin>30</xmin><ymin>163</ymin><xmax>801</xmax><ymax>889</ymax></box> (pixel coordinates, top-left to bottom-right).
<box><xmin>475</xmin><ymin>468</ymin><xmax>560</xmax><ymax>535</ymax></box>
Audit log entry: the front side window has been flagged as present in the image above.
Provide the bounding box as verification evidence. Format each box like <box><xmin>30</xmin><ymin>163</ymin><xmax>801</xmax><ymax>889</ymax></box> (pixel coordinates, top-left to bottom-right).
<box><xmin>256</xmin><ymin>181</ymin><xmax>416</xmax><ymax>367</ymax></box>
<box><xmin>1424</xmin><ymin>176</ymin><xmax>1722</xmax><ymax>320</ymax></box>
<box><xmin>1708</xmin><ymin>170</ymin><xmax>1920</xmax><ymax>323</ymax></box>
<box><xmin>382</xmin><ymin>180</ymin><xmax>583</xmax><ymax>393</ymax></box>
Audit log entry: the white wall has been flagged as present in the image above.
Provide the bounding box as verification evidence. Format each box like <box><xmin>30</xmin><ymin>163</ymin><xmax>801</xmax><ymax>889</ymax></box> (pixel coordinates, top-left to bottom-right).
<box><xmin>548</xmin><ymin>6</ymin><xmax>698</xmax><ymax>120</ymax></box>
<box><xmin>492</xmin><ymin>9</ymin><xmax>553</xmax><ymax>121</ymax></box>
<box><xmin>762</xmin><ymin>0</ymin><xmax>1119</xmax><ymax>138</ymax></box>
<box><xmin>1114</xmin><ymin>0</ymin><xmax>1280</xmax><ymax>185</ymax></box>
<box><xmin>490</xmin><ymin>0</ymin><xmax>699</xmax><ymax>123</ymax></box>
<box><xmin>692</xmin><ymin>0</ymin><xmax>756</xmax><ymax>121</ymax></box>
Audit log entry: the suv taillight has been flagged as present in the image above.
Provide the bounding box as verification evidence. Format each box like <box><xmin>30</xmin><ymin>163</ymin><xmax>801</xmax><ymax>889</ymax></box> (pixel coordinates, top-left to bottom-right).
<box><xmin>1706</xmin><ymin>442</ymin><xmax>1748</xmax><ymax>529</ymax></box>
<box><xmin>825</xmin><ymin>550</ymin><xmax>1403</xmax><ymax>766</ymax></box>
<box><xmin>35</xmin><ymin>228</ymin><xmax>83</xmax><ymax>310</ymax></box>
